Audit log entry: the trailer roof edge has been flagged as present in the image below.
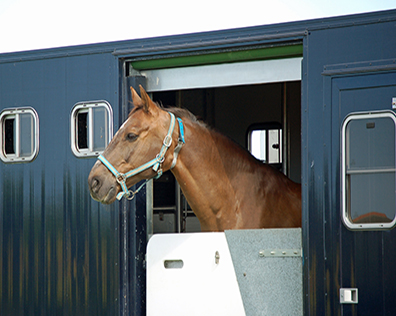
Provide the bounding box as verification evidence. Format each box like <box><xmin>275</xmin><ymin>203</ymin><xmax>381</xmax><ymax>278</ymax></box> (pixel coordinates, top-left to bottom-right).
<box><xmin>0</xmin><ymin>9</ymin><xmax>395</xmax><ymax>64</ymax></box>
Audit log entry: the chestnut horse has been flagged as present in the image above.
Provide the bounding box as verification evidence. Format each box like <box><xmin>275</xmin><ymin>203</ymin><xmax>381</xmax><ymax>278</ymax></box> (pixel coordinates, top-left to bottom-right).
<box><xmin>88</xmin><ymin>86</ymin><xmax>301</xmax><ymax>232</ymax></box>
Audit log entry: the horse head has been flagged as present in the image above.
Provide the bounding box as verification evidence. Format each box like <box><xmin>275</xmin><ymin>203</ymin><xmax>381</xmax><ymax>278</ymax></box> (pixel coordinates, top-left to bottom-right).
<box><xmin>88</xmin><ymin>86</ymin><xmax>301</xmax><ymax>230</ymax></box>
<box><xmin>88</xmin><ymin>85</ymin><xmax>179</xmax><ymax>204</ymax></box>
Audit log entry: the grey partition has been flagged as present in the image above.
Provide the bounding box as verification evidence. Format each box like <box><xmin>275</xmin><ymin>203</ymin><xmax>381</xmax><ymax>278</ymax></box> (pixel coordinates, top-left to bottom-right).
<box><xmin>225</xmin><ymin>228</ymin><xmax>303</xmax><ymax>316</ymax></box>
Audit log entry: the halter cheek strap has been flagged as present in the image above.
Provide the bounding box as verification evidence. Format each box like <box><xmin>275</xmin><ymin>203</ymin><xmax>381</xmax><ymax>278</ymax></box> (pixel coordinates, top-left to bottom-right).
<box><xmin>98</xmin><ymin>112</ymin><xmax>185</xmax><ymax>201</ymax></box>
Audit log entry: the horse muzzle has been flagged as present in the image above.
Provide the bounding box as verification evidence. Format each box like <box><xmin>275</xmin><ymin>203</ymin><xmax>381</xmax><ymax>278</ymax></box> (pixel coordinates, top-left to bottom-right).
<box><xmin>88</xmin><ymin>162</ymin><xmax>118</xmax><ymax>204</ymax></box>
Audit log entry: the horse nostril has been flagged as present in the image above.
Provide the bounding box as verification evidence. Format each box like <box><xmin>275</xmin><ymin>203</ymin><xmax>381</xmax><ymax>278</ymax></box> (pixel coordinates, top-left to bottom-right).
<box><xmin>90</xmin><ymin>177</ymin><xmax>101</xmax><ymax>193</ymax></box>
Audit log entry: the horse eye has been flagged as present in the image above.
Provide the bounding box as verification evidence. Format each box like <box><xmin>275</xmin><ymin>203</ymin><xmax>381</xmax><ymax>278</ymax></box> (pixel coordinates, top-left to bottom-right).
<box><xmin>127</xmin><ymin>133</ymin><xmax>138</xmax><ymax>141</ymax></box>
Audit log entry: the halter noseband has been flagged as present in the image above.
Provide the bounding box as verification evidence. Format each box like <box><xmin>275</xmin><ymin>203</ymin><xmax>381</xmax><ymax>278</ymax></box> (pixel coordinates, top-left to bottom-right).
<box><xmin>97</xmin><ymin>112</ymin><xmax>185</xmax><ymax>201</ymax></box>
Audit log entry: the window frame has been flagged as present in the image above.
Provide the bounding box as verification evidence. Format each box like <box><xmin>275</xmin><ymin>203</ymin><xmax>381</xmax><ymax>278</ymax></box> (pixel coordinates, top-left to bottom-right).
<box><xmin>70</xmin><ymin>100</ymin><xmax>113</xmax><ymax>158</ymax></box>
<box><xmin>0</xmin><ymin>107</ymin><xmax>39</xmax><ymax>163</ymax></box>
<box><xmin>341</xmin><ymin>110</ymin><xmax>396</xmax><ymax>230</ymax></box>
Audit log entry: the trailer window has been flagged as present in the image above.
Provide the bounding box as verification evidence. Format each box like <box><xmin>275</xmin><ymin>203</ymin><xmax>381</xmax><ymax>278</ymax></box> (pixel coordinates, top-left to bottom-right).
<box><xmin>71</xmin><ymin>101</ymin><xmax>113</xmax><ymax>157</ymax></box>
<box><xmin>0</xmin><ymin>107</ymin><xmax>39</xmax><ymax>163</ymax></box>
<box><xmin>248</xmin><ymin>123</ymin><xmax>282</xmax><ymax>168</ymax></box>
<box><xmin>341</xmin><ymin>111</ymin><xmax>396</xmax><ymax>230</ymax></box>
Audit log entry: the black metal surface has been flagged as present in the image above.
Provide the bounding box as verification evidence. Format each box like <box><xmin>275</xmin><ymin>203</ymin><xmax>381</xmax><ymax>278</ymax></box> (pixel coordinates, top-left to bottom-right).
<box><xmin>302</xmin><ymin>13</ymin><xmax>396</xmax><ymax>316</ymax></box>
<box><xmin>118</xmin><ymin>76</ymin><xmax>148</xmax><ymax>316</ymax></box>
<box><xmin>0</xmin><ymin>53</ymin><xmax>120</xmax><ymax>315</ymax></box>
<box><xmin>331</xmin><ymin>72</ymin><xmax>396</xmax><ymax>316</ymax></box>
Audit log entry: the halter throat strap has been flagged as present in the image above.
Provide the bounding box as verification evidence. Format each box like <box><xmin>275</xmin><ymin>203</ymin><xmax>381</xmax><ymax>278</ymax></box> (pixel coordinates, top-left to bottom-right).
<box><xmin>98</xmin><ymin>112</ymin><xmax>185</xmax><ymax>201</ymax></box>
<box><xmin>170</xmin><ymin>117</ymin><xmax>185</xmax><ymax>170</ymax></box>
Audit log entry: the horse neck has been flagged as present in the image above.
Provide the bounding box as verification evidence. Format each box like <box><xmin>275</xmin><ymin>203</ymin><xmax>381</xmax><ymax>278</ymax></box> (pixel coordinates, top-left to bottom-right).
<box><xmin>170</xmin><ymin>119</ymin><xmax>252</xmax><ymax>231</ymax></box>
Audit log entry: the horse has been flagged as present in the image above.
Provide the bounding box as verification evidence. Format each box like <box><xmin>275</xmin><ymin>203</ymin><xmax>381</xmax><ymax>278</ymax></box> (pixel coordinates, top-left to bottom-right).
<box><xmin>88</xmin><ymin>85</ymin><xmax>301</xmax><ymax>232</ymax></box>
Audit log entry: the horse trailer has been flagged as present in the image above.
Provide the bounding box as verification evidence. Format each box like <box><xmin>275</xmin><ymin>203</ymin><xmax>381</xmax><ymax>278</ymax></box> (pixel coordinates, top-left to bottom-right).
<box><xmin>1</xmin><ymin>9</ymin><xmax>396</xmax><ymax>315</ymax></box>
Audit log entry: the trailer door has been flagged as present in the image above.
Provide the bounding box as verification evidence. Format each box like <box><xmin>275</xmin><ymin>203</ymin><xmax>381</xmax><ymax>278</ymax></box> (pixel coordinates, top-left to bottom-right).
<box><xmin>302</xmin><ymin>12</ymin><xmax>396</xmax><ymax>316</ymax></box>
<box><xmin>330</xmin><ymin>70</ymin><xmax>396</xmax><ymax>316</ymax></box>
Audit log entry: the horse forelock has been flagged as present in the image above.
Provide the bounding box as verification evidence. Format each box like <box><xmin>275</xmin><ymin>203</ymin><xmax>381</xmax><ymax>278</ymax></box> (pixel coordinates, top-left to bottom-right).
<box><xmin>128</xmin><ymin>104</ymin><xmax>145</xmax><ymax>117</ymax></box>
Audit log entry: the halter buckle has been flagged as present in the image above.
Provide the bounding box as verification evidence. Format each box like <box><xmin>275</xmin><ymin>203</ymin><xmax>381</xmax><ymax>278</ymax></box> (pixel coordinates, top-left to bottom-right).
<box><xmin>116</xmin><ymin>173</ymin><xmax>127</xmax><ymax>184</ymax></box>
<box><xmin>156</xmin><ymin>154</ymin><xmax>165</xmax><ymax>164</ymax></box>
<box><xmin>163</xmin><ymin>135</ymin><xmax>172</xmax><ymax>147</ymax></box>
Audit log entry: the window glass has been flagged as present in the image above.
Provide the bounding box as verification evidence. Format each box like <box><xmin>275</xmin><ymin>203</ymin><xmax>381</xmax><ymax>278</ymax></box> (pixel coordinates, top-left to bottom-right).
<box><xmin>71</xmin><ymin>101</ymin><xmax>113</xmax><ymax>157</ymax></box>
<box><xmin>20</xmin><ymin>113</ymin><xmax>34</xmax><ymax>157</ymax></box>
<box><xmin>251</xmin><ymin>130</ymin><xmax>266</xmax><ymax>161</ymax></box>
<box><xmin>268</xmin><ymin>129</ymin><xmax>282</xmax><ymax>164</ymax></box>
<box><xmin>0</xmin><ymin>107</ymin><xmax>39</xmax><ymax>163</ymax></box>
<box><xmin>342</xmin><ymin>111</ymin><xmax>396</xmax><ymax>230</ymax></box>
<box><xmin>4</xmin><ymin>117</ymin><xmax>16</xmax><ymax>154</ymax></box>
<box><xmin>92</xmin><ymin>107</ymin><xmax>108</xmax><ymax>151</ymax></box>
<box><xmin>77</xmin><ymin>110</ymin><xmax>89</xmax><ymax>150</ymax></box>
<box><xmin>248</xmin><ymin>123</ymin><xmax>282</xmax><ymax>166</ymax></box>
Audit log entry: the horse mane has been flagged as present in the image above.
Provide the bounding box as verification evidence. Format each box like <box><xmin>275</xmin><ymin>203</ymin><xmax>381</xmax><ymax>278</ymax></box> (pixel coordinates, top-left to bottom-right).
<box><xmin>129</xmin><ymin>98</ymin><xmax>269</xmax><ymax>174</ymax></box>
<box><xmin>165</xmin><ymin>106</ymin><xmax>207</xmax><ymax>128</ymax></box>
<box><xmin>165</xmin><ymin>104</ymin><xmax>264</xmax><ymax>174</ymax></box>
<box><xmin>137</xmin><ymin>102</ymin><xmax>273</xmax><ymax>176</ymax></box>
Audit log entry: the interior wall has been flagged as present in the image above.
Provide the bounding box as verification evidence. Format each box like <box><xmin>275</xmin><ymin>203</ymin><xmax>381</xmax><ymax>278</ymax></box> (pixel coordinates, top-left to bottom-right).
<box><xmin>213</xmin><ymin>83</ymin><xmax>283</xmax><ymax>147</ymax></box>
<box><xmin>154</xmin><ymin>82</ymin><xmax>301</xmax><ymax>182</ymax></box>
<box><xmin>286</xmin><ymin>81</ymin><xmax>301</xmax><ymax>183</ymax></box>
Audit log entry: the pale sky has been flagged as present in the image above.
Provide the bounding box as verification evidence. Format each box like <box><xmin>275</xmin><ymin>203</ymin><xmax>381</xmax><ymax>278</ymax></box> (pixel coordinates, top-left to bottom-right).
<box><xmin>0</xmin><ymin>0</ymin><xmax>395</xmax><ymax>54</ymax></box>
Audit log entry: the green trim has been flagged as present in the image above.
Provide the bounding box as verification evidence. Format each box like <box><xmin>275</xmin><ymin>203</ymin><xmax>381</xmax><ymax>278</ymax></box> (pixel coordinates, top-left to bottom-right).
<box><xmin>131</xmin><ymin>44</ymin><xmax>303</xmax><ymax>70</ymax></box>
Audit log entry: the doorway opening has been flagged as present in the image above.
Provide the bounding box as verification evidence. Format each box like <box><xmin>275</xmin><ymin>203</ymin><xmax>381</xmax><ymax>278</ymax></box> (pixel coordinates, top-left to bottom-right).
<box><xmin>150</xmin><ymin>81</ymin><xmax>301</xmax><ymax>233</ymax></box>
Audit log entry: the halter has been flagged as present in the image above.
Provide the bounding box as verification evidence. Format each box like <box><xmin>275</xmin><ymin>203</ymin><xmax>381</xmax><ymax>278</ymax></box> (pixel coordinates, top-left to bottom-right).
<box><xmin>98</xmin><ymin>112</ymin><xmax>185</xmax><ymax>201</ymax></box>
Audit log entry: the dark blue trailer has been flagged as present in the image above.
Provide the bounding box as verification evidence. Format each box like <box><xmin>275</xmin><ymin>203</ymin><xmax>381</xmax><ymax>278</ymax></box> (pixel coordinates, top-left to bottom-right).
<box><xmin>302</xmin><ymin>11</ymin><xmax>396</xmax><ymax>315</ymax></box>
<box><xmin>1</xmin><ymin>9</ymin><xmax>395</xmax><ymax>316</ymax></box>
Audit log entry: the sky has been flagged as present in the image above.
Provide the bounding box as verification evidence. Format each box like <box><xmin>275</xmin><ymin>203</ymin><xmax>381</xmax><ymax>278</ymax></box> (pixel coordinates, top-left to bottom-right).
<box><xmin>0</xmin><ymin>0</ymin><xmax>395</xmax><ymax>54</ymax></box>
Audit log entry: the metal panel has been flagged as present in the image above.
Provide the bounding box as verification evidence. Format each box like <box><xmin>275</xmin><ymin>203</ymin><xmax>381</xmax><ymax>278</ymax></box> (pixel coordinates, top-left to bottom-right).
<box><xmin>0</xmin><ymin>52</ymin><xmax>120</xmax><ymax>315</ymax></box>
<box><xmin>147</xmin><ymin>230</ymin><xmax>302</xmax><ymax>316</ymax></box>
<box><xmin>142</xmin><ymin>57</ymin><xmax>302</xmax><ymax>92</ymax></box>
<box><xmin>146</xmin><ymin>233</ymin><xmax>246</xmax><ymax>316</ymax></box>
<box><xmin>130</xmin><ymin>44</ymin><xmax>303</xmax><ymax>70</ymax></box>
<box><xmin>119</xmin><ymin>75</ymin><xmax>148</xmax><ymax>316</ymax></box>
<box><xmin>302</xmin><ymin>11</ymin><xmax>396</xmax><ymax>316</ymax></box>
<box><xmin>330</xmin><ymin>71</ymin><xmax>396</xmax><ymax>316</ymax></box>
<box><xmin>225</xmin><ymin>229</ymin><xmax>302</xmax><ymax>316</ymax></box>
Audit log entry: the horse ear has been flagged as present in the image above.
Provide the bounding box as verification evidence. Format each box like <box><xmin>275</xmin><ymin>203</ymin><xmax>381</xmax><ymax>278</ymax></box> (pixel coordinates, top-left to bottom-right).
<box><xmin>130</xmin><ymin>86</ymin><xmax>143</xmax><ymax>107</ymax></box>
<box><xmin>139</xmin><ymin>85</ymin><xmax>158</xmax><ymax>115</ymax></box>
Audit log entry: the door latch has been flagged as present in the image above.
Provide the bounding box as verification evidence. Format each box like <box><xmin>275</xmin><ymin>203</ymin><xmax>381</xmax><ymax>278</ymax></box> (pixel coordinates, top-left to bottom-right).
<box><xmin>340</xmin><ymin>288</ymin><xmax>358</xmax><ymax>304</ymax></box>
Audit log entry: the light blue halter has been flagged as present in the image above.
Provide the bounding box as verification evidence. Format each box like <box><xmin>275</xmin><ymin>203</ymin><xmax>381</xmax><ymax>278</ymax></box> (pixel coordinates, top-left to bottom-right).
<box><xmin>98</xmin><ymin>112</ymin><xmax>185</xmax><ymax>201</ymax></box>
